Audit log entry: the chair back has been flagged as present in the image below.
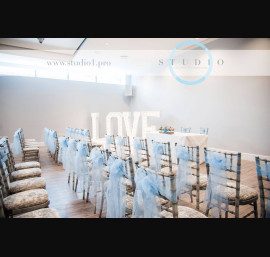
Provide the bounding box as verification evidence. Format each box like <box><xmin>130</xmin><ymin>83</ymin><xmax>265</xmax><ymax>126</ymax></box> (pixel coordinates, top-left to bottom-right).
<box><xmin>204</xmin><ymin>148</ymin><xmax>241</xmax><ymax>218</ymax></box>
<box><xmin>133</xmin><ymin>138</ymin><xmax>150</xmax><ymax>167</ymax></box>
<box><xmin>105</xmin><ymin>134</ymin><xmax>117</xmax><ymax>156</ymax></box>
<box><xmin>200</xmin><ymin>127</ymin><xmax>209</xmax><ymax>135</ymax></box>
<box><xmin>181</xmin><ymin>127</ymin><xmax>191</xmax><ymax>133</ymax></box>
<box><xmin>115</xmin><ymin>136</ymin><xmax>131</xmax><ymax>159</ymax></box>
<box><xmin>150</xmin><ymin>140</ymin><xmax>172</xmax><ymax>173</ymax></box>
<box><xmin>255</xmin><ymin>156</ymin><xmax>270</xmax><ymax>218</ymax></box>
<box><xmin>175</xmin><ymin>143</ymin><xmax>200</xmax><ymax>208</ymax></box>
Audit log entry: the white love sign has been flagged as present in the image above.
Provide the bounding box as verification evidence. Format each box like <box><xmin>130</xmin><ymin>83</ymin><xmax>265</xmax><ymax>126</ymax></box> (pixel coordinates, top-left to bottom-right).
<box><xmin>106</xmin><ymin>112</ymin><xmax>123</xmax><ymax>136</ymax></box>
<box><xmin>91</xmin><ymin>111</ymin><xmax>160</xmax><ymax>139</ymax></box>
<box><xmin>141</xmin><ymin>111</ymin><xmax>160</xmax><ymax>138</ymax></box>
<box><xmin>122</xmin><ymin>112</ymin><xmax>141</xmax><ymax>138</ymax></box>
<box><xmin>91</xmin><ymin>113</ymin><xmax>99</xmax><ymax>140</ymax></box>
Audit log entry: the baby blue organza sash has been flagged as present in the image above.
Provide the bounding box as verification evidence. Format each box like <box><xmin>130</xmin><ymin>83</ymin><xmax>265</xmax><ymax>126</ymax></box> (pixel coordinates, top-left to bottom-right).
<box><xmin>150</xmin><ymin>141</ymin><xmax>164</xmax><ymax>172</ymax></box>
<box><xmin>48</xmin><ymin>130</ymin><xmax>57</xmax><ymax>154</ymax></box>
<box><xmin>12</xmin><ymin>131</ymin><xmax>22</xmax><ymax>156</ymax></box>
<box><xmin>105</xmin><ymin>135</ymin><xmax>113</xmax><ymax>151</ymax></box>
<box><xmin>106</xmin><ymin>158</ymin><xmax>126</xmax><ymax>218</ymax></box>
<box><xmin>133</xmin><ymin>138</ymin><xmax>142</xmax><ymax>163</ymax></box>
<box><xmin>65</xmin><ymin>138</ymin><xmax>77</xmax><ymax>173</ymax></box>
<box><xmin>88</xmin><ymin>147</ymin><xmax>106</xmax><ymax>211</ymax></box>
<box><xmin>58</xmin><ymin>136</ymin><xmax>68</xmax><ymax>169</ymax></box>
<box><xmin>75</xmin><ymin>141</ymin><xmax>89</xmax><ymax>192</ymax></box>
<box><xmin>116</xmin><ymin>136</ymin><xmax>125</xmax><ymax>158</ymax></box>
<box><xmin>257</xmin><ymin>162</ymin><xmax>270</xmax><ymax>218</ymax></box>
<box><xmin>175</xmin><ymin>145</ymin><xmax>193</xmax><ymax>198</ymax></box>
<box><xmin>203</xmin><ymin>152</ymin><xmax>229</xmax><ymax>217</ymax></box>
<box><xmin>132</xmin><ymin>168</ymin><xmax>161</xmax><ymax>218</ymax></box>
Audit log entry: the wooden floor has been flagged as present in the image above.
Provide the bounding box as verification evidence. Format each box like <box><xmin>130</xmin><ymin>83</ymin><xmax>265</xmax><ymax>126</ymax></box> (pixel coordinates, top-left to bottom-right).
<box><xmin>15</xmin><ymin>144</ymin><xmax>262</xmax><ymax>218</ymax></box>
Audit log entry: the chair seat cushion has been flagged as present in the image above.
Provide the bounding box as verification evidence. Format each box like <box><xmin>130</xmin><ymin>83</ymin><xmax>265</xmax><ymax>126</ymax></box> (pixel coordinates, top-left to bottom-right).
<box><xmin>15</xmin><ymin>208</ymin><xmax>61</xmax><ymax>218</ymax></box>
<box><xmin>161</xmin><ymin>206</ymin><xmax>207</xmax><ymax>218</ymax></box>
<box><xmin>11</xmin><ymin>168</ymin><xmax>42</xmax><ymax>181</ymax></box>
<box><xmin>9</xmin><ymin>177</ymin><xmax>46</xmax><ymax>194</ymax></box>
<box><xmin>25</xmin><ymin>139</ymin><xmax>36</xmax><ymax>142</ymax></box>
<box><xmin>23</xmin><ymin>147</ymin><xmax>39</xmax><ymax>152</ymax></box>
<box><xmin>125</xmin><ymin>195</ymin><xmax>169</xmax><ymax>212</ymax></box>
<box><xmin>3</xmin><ymin>189</ymin><xmax>48</xmax><ymax>211</ymax></box>
<box><xmin>190</xmin><ymin>174</ymin><xmax>208</xmax><ymax>189</ymax></box>
<box><xmin>15</xmin><ymin>161</ymin><xmax>41</xmax><ymax>170</ymax></box>
<box><xmin>140</xmin><ymin>160</ymin><xmax>149</xmax><ymax>168</ymax></box>
<box><xmin>218</xmin><ymin>182</ymin><xmax>258</xmax><ymax>203</ymax></box>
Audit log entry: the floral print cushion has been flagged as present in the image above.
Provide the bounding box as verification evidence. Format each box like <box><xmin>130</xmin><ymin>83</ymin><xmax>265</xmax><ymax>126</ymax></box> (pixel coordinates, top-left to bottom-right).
<box><xmin>11</xmin><ymin>168</ymin><xmax>41</xmax><ymax>181</ymax></box>
<box><xmin>9</xmin><ymin>177</ymin><xmax>46</xmax><ymax>194</ymax></box>
<box><xmin>161</xmin><ymin>206</ymin><xmax>207</xmax><ymax>218</ymax></box>
<box><xmin>15</xmin><ymin>161</ymin><xmax>41</xmax><ymax>170</ymax></box>
<box><xmin>3</xmin><ymin>189</ymin><xmax>48</xmax><ymax>210</ymax></box>
<box><xmin>15</xmin><ymin>208</ymin><xmax>61</xmax><ymax>218</ymax></box>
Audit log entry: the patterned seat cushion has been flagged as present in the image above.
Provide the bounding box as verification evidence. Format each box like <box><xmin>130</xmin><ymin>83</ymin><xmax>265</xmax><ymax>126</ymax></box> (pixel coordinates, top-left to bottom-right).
<box><xmin>15</xmin><ymin>208</ymin><xmax>61</xmax><ymax>218</ymax></box>
<box><xmin>25</xmin><ymin>139</ymin><xmax>36</xmax><ymax>142</ymax></box>
<box><xmin>23</xmin><ymin>147</ymin><xmax>39</xmax><ymax>152</ymax></box>
<box><xmin>217</xmin><ymin>182</ymin><xmax>258</xmax><ymax>203</ymax></box>
<box><xmin>11</xmin><ymin>168</ymin><xmax>42</xmax><ymax>181</ymax></box>
<box><xmin>161</xmin><ymin>206</ymin><xmax>207</xmax><ymax>218</ymax></box>
<box><xmin>189</xmin><ymin>174</ymin><xmax>208</xmax><ymax>188</ymax></box>
<box><xmin>3</xmin><ymin>189</ymin><xmax>48</xmax><ymax>210</ymax></box>
<box><xmin>9</xmin><ymin>177</ymin><xmax>46</xmax><ymax>194</ymax></box>
<box><xmin>15</xmin><ymin>161</ymin><xmax>41</xmax><ymax>170</ymax></box>
<box><xmin>140</xmin><ymin>160</ymin><xmax>149</xmax><ymax>168</ymax></box>
<box><xmin>125</xmin><ymin>195</ymin><xmax>169</xmax><ymax>212</ymax></box>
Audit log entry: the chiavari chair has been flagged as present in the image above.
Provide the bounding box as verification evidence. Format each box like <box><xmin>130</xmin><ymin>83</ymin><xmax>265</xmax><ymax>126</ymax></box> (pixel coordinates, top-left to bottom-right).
<box><xmin>255</xmin><ymin>156</ymin><xmax>270</xmax><ymax>218</ymax></box>
<box><xmin>204</xmin><ymin>148</ymin><xmax>258</xmax><ymax>218</ymax></box>
<box><xmin>175</xmin><ymin>143</ymin><xmax>208</xmax><ymax>211</ymax></box>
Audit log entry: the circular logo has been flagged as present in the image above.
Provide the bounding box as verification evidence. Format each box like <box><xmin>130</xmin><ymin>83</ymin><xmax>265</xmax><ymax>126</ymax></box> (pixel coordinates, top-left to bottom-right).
<box><xmin>169</xmin><ymin>40</ymin><xmax>213</xmax><ymax>85</ymax></box>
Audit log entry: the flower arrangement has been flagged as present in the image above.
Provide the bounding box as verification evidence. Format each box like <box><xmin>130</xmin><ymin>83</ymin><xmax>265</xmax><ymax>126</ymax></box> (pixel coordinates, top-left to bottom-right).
<box><xmin>159</xmin><ymin>126</ymin><xmax>174</xmax><ymax>134</ymax></box>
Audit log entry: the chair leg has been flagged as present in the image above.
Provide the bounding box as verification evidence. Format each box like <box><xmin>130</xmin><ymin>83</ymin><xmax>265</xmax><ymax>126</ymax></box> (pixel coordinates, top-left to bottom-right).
<box><xmin>75</xmin><ymin>177</ymin><xmax>78</xmax><ymax>192</ymax></box>
<box><xmin>254</xmin><ymin>200</ymin><xmax>258</xmax><ymax>218</ymax></box>
<box><xmin>190</xmin><ymin>192</ymin><xmax>193</xmax><ymax>203</ymax></box>
<box><xmin>83</xmin><ymin>189</ymin><xmax>85</xmax><ymax>200</ymax></box>
<box><xmin>172</xmin><ymin>202</ymin><xmax>178</xmax><ymax>218</ymax></box>
<box><xmin>99</xmin><ymin>189</ymin><xmax>104</xmax><ymax>218</ymax></box>
<box><xmin>72</xmin><ymin>173</ymin><xmax>75</xmax><ymax>190</ymax></box>
<box><xmin>205</xmin><ymin>201</ymin><xmax>211</xmax><ymax>217</ymax></box>
<box><xmin>94</xmin><ymin>195</ymin><xmax>97</xmax><ymax>214</ymax></box>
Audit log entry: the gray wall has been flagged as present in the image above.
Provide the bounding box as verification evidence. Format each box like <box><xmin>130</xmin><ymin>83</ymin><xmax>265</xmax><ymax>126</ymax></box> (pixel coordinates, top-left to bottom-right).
<box><xmin>0</xmin><ymin>76</ymin><xmax>130</xmax><ymax>141</ymax></box>
<box><xmin>130</xmin><ymin>38</ymin><xmax>270</xmax><ymax>156</ymax></box>
<box><xmin>0</xmin><ymin>38</ymin><xmax>269</xmax><ymax>157</ymax></box>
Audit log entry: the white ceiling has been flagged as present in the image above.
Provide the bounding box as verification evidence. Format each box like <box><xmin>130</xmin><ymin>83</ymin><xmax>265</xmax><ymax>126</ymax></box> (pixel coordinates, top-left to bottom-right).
<box><xmin>0</xmin><ymin>38</ymin><xmax>86</xmax><ymax>55</ymax></box>
<box><xmin>0</xmin><ymin>38</ymin><xmax>219</xmax><ymax>77</ymax></box>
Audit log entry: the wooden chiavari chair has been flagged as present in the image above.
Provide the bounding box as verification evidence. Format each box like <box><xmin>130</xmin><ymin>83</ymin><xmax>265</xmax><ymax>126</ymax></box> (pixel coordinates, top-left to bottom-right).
<box><xmin>1</xmin><ymin>137</ymin><xmax>40</xmax><ymax>170</ymax></box>
<box><xmin>0</xmin><ymin>137</ymin><xmax>42</xmax><ymax>181</ymax></box>
<box><xmin>98</xmin><ymin>153</ymin><xmax>136</xmax><ymax>218</ymax></box>
<box><xmin>133</xmin><ymin>138</ymin><xmax>150</xmax><ymax>168</ymax></box>
<box><xmin>175</xmin><ymin>143</ymin><xmax>208</xmax><ymax>211</ymax></box>
<box><xmin>181</xmin><ymin>127</ymin><xmax>191</xmax><ymax>133</ymax></box>
<box><xmin>115</xmin><ymin>135</ymin><xmax>131</xmax><ymax>160</ymax></box>
<box><xmin>255</xmin><ymin>156</ymin><xmax>270</xmax><ymax>218</ymax></box>
<box><xmin>105</xmin><ymin>134</ymin><xmax>117</xmax><ymax>157</ymax></box>
<box><xmin>204</xmin><ymin>148</ymin><xmax>258</xmax><ymax>218</ymax></box>
<box><xmin>0</xmin><ymin>161</ymin><xmax>49</xmax><ymax>218</ymax></box>
<box><xmin>17</xmin><ymin>129</ymin><xmax>40</xmax><ymax>162</ymax></box>
<box><xmin>200</xmin><ymin>127</ymin><xmax>209</xmax><ymax>135</ymax></box>
<box><xmin>134</xmin><ymin>163</ymin><xmax>207</xmax><ymax>218</ymax></box>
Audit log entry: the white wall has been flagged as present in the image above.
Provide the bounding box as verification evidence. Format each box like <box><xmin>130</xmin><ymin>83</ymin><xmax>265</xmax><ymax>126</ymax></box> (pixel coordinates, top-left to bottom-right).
<box><xmin>129</xmin><ymin>38</ymin><xmax>270</xmax><ymax>156</ymax></box>
<box><xmin>0</xmin><ymin>76</ymin><xmax>130</xmax><ymax>141</ymax></box>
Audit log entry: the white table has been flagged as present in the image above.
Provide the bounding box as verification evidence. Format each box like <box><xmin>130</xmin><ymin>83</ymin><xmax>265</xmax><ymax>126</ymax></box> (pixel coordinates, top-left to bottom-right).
<box><xmin>146</xmin><ymin>131</ymin><xmax>208</xmax><ymax>164</ymax></box>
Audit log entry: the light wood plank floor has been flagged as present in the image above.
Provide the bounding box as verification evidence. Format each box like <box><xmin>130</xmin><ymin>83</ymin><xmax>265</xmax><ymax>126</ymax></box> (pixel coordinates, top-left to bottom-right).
<box><xmin>15</xmin><ymin>144</ymin><xmax>262</xmax><ymax>218</ymax></box>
